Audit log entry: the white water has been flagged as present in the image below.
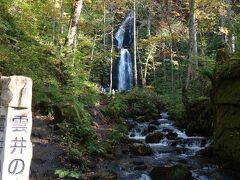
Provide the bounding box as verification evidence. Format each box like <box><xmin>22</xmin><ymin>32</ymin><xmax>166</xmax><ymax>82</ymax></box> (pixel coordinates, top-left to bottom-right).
<box><xmin>118</xmin><ymin>49</ymin><xmax>133</xmax><ymax>91</ymax></box>
<box><xmin>128</xmin><ymin>112</ymin><xmax>208</xmax><ymax>157</ymax></box>
<box><xmin>115</xmin><ymin>11</ymin><xmax>134</xmax><ymax>91</ymax></box>
<box><xmin>136</xmin><ymin>174</ymin><xmax>151</xmax><ymax>180</ymax></box>
<box><xmin>97</xmin><ymin>112</ymin><xmax>233</xmax><ymax>180</ymax></box>
<box><xmin>128</xmin><ymin>112</ymin><xmax>210</xmax><ymax>179</ymax></box>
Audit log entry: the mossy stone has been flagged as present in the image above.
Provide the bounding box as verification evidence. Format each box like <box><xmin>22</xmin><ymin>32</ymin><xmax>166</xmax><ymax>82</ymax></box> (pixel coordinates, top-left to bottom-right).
<box><xmin>212</xmin><ymin>56</ymin><xmax>240</xmax><ymax>168</ymax></box>
<box><xmin>150</xmin><ymin>164</ymin><xmax>192</xmax><ymax>180</ymax></box>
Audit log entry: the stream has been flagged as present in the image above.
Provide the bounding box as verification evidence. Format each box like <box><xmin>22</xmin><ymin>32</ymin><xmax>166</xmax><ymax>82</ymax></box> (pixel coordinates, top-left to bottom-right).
<box><xmin>96</xmin><ymin>112</ymin><xmax>235</xmax><ymax>180</ymax></box>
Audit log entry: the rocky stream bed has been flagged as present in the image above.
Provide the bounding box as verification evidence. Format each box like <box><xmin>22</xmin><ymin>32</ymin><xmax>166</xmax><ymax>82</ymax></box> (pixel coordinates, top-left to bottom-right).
<box><xmin>29</xmin><ymin>112</ymin><xmax>239</xmax><ymax>180</ymax></box>
<box><xmin>95</xmin><ymin>112</ymin><xmax>237</xmax><ymax>180</ymax></box>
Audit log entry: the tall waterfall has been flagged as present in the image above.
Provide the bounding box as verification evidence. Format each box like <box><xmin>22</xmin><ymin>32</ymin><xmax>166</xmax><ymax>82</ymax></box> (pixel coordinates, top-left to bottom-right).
<box><xmin>115</xmin><ymin>11</ymin><xmax>134</xmax><ymax>91</ymax></box>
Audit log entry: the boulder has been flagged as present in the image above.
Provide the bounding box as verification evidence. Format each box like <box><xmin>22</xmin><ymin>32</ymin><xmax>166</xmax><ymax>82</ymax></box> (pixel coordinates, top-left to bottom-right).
<box><xmin>211</xmin><ymin>52</ymin><xmax>240</xmax><ymax>167</ymax></box>
<box><xmin>130</xmin><ymin>143</ymin><xmax>152</xmax><ymax>156</ymax></box>
<box><xmin>90</xmin><ymin>171</ymin><xmax>117</xmax><ymax>180</ymax></box>
<box><xmin>134</xmin><ymin>165</ymin><xmax>147</xmax><ymax>170</ymax></box>
<box><xmin>130</xmin><ymin>133</ymin><xmax>135</xmax><ymax>137</ymax></box>
<box><xmin>197</xmin><ymin>146</ymin><xmax>213</xmax><ymax>157</ymax></box>
<box><xmin>128</xmin><ymin>139</ymin><xmax>144</xmax><ymax>144</ymax></box>
<box><xmin>167</xmin><ymin>132</ymin><xmax>178</xmax><ymax>140</ymax></box>
<box><xmin>170</xmin><ymin>140</ymin><xmax>180</xmax><ymax>146</ymax></box>
<box><xmin>148</xmin><ymin>124</ymin><xmax>158</xmax><ymax>132</ymax></box>
<box><xmin>91</xmin><ymin>121</ymin><xmax>99</xmax><ymax>128</ymax></box>
<box><xmin>132</xmin><ymin>160</ymin><xmax>144</xmax><ymax>165</ymax></box>
<box><xmin>145</xmin><ymin>132</ymin><xmax>164</xmax><ymax>143</ymax></box>
<box><xmin>150</xmin><ymin>164</ymin><xmax>192</xmax><ymax>180</ymax></box>
<box><xmin>149</xmin><ymin>120</ymin><xmax>160</xmax><ymax>126</ymax></box>
<box><xmin>157</xmin><ymin>146</ymin><xmax>182</xmax><ymax>154</ymax></box>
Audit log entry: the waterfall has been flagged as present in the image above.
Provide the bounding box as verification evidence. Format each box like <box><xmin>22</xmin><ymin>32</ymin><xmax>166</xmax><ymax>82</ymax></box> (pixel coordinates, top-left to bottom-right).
<box><xmin>115</xmin><ymin>11</ymin><xmax>134</xmax><ymax>91</ymax></box>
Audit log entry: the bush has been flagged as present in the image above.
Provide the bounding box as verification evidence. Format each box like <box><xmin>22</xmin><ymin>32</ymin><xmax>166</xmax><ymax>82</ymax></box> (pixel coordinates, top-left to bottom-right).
<box><xmin>33</xmin><ymin>81</ymin><xmax>100</xmax><ymax>152</ymax></box>
<box><xmin>110</xmin><ymin>123</ymin><xmax>128</xmax><ymax>144</ymax></box>
<box><xmin>104</xmin><ymin>88</ymin><xmax>165</xmax><ymax>121</ymax></box>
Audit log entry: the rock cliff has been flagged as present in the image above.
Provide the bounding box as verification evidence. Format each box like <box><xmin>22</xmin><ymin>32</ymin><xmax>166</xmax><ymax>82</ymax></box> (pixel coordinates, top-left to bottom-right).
<box><xmin>212</xmin><ymin>54</ymin><xmax>240</xmax><ymax>168</ymax></box>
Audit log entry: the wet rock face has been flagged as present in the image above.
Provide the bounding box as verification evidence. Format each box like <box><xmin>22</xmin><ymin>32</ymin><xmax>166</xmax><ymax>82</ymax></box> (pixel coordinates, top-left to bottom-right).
<box><xmin>212</xmin><ymin>57</ymin><xmax>240</xmax><ymax>168</ymax></box>
<box><xmin>90</xmin><ymin>171</ymin><xmax>117</xmax><ymax>180</ymax></box>
<box><xmin>149</xmin><ymin>164</ymin><xmax>192</xmax><ymax>180</ymax></box>
<box><xmin>148</xmin><ymin>124</ymin><xmax>158</xmax><ymax>132</ymax></box>
<box><xmin>130</xmin><ymin>143</ymin><xmax>152</xmax><ymax>156</ymax></box>
<box><xmin>133</xmin><ymin>165</ymin><xmax>147</xmax><ymax>170</ymax></box>
<box><xmin>145</xmin><ymin>131</ymin><xmax>164</xmax><ymax>143</ymax></box>
<box><xmin>167</xmin><ymin>131</ymin><xmax>178</xmax><ymax>140</ymax></box>
<box><xmin>179</xmin><ymin>98</ymin><xmax>214</xmax><ymax>137</ymax></box>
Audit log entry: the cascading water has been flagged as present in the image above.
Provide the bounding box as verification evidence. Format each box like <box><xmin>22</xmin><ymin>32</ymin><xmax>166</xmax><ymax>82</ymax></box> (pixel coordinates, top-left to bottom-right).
<box><xmin>96</xmin><ymin>112</ymin><xmax>235</xmax><ymax>180</ymax></box>
<box><xmin>115</xmin><ymin>11</ymin><xmax>134</xmax><ymax>91</ymax></box>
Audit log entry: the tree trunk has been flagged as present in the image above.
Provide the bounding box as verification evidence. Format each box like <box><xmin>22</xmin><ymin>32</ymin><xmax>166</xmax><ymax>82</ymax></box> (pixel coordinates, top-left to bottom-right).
<box><xmin>66</xmin><ymin>0</ymin><xmax>83</xmax><ymax>47</ymax></box>
<box><xmin>60</xmin><ymin>0</ymin><xmax>64</xmax><ymax>35</ymax></box>
<box><xmin>109</xmin><ymin>8</ymin><xmax>114</xmax><ymax>94</ymax></box>
<box><xmin>88</xmin><ymin>34</ymin><xmax>97</xmax><ymax>78</ymax></box>
<box><xmin>162</xmin><ymin>40</ymin><xmax>167</xmax><ymax>83</ymax></box>
<box><xmin>190</xmin><ymin>0</ymin><xmax>198</xmax><ymax>63</ymax></box>
<box><xmin>170</xmin><ymin>39</ymin><xmax>174</xmax><ymax>95</ymax></box>
<box><xmin>90</xmin><ymin>35</ymin><xmax>97</xmax><ymax>63</ymax></box>
<box><xmin>133</xmin><ymin>0</ymin><xmax>138</xmax><ymax>86</ymax></box>
<box><xmin>220</xmin><ymin>15</ymin><xmax>227</xmax><ymax>43</ymax></box>
<box><xmin>143</xmin><ymin>44</ymin><xmax>156</xmax><ymax>87</ymax></box>
<box><xmin>226</xmin><ymin>0</ymin><xmax>235</xmax><ymax>53</ymax></box>
<box><xmin>153</xmin><ymin>55</ymin><xmax>156</xmax><ymax>81</ymax></box>
<box><xmin>165</xmin><ymin>0</ymin><xmax>175</xmax><ymax>94</ymax></box>
<box><xmin>147</xmin><ymin>8</ymin><xmax>151</xmax><ymax>37</ymax></box>
<box><xmin>167</xmin><ymin>20</ymin><xmax>175</xmax><ymax>95</ymax></box>
<box><xmin>186</xmin><ymin>0</ymin><xmax>198</xmax><ymax>89</ymax></box>
<box><xmin>52</xmin><ymin>0</ymin><xmax>56</xmax><ymax>45</ymax></box>
<box><xmin>137</xmin><ymin>28</ymin><xmax>144</xmax><ymax>87</ymax></box>
<box><xmin>103</xmin><ymin>0</ymin><xmax>106</xmax><ymax>48</ymax></box>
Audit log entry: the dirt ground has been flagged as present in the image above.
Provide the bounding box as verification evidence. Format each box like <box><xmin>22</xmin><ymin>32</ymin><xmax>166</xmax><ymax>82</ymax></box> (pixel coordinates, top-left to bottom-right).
<box><xmin>30</xmin><ymin>116</ymin><xmax>67</xmax><ymax>179</ymax></box>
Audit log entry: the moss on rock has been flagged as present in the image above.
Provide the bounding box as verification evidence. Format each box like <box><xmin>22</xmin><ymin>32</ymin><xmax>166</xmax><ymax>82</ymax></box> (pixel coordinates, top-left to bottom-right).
<box><xmin>212</xmin><ymin>56</ymin><xmax>240</xmax><ymax>168</ymax></box>
<box><xmin>149</xmin><ymin>164</ymin><xmax>192</xmax><ymax>180</ymax></box>
<box><xmin>214</xmin><ymin>79</ymin><xmax>240</xmax><ymax>105</ymax></box>
<box><xmin>176</xmin><ymin>97</ymin><xmax>214</xmax><ymax>137</ymax></box>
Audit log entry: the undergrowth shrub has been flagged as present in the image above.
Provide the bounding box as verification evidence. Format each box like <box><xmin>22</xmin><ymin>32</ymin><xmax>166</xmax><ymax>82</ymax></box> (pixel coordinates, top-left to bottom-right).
<box><xmin>110</xmin><ymin>123</ymin><xmax>128</xmax><ymax>144</ymax></box>
<box><xmin>104</xmin><ymin>88</ymin><xmax>165</xmax><ymax>121</ymax></box>
<box><xmin>33</xmin><ymin>81</ymin><xmax>101</xmax><ymax>153</ymax></box>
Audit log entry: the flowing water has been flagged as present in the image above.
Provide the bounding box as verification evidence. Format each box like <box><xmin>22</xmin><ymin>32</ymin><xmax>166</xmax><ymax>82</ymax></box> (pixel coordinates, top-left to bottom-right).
<box><xmin>96</xmin><ymin>112</ymin><xmax>235</xmax><ymax>180</ymax></box>
<box><xmin>115</xmin><ymin>11</ymin><xmax>133</xmax><ymax>91</ymax></box>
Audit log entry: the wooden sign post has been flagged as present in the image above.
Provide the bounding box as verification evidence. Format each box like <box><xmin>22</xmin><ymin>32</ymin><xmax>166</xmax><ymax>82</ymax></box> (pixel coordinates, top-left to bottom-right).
<box><xmin>0</xmin><ymin>76</ymin><xmax>33</xmax><ymax>180</ymax></box>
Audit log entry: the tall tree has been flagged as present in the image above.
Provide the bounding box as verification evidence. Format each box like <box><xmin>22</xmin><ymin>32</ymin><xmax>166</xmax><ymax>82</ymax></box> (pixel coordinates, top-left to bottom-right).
<box><xmin>186</xmin><ymin>0</ymin><xmax>198</xmax><ymax>88</ymax></box>
<box><xmin>133</xmin><ymin>0</ymin><xmax>138</xmax><ymax>86</ymax></box>
<box><xmin>109</xmin><ymin>4</ymin><xmax>115</xmax><ymax>94</ymax></box>
<box><xmin>60</xmin><ymin>0</ymin><xmax>64</xmax><ymax>35</ymax></box>
<box><xmin>66</xmin><ymin>0</ymin><xmax>83</xmax><ymax>47</ymax></box>
<box><xmin>52</xmin><ymin>0</ymin><xmax>57</xmax><ymax>46</ymax></box>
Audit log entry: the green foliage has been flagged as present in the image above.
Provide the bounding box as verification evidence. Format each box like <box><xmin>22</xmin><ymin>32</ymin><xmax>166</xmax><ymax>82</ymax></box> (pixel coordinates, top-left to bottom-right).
<box><xmin>159</xmin><ymin>91</ymin><xmax>185</xmax><ymax>121</ymax></box>
<box><xmin>33</xmin><ymin>81</ymin><xmax>99</xmax><ymax>147</ymax></box>
<box><xmin>214</xmin><ymin>58</ymin><xmax>240</xmax><ymax>79</ymax></box>
<box><xmin>85</xmin><ymin>140</ymin><xmax>107</xmax><ymax>154</ymax></box>
<box><xmin>104</xmin><ymin>88</ymin><xmax>165</xmax><ymax>120</ymax></box>
<box><xmin>110</xmin><ymin>123</ymin><xmax>128</xmax><ymax>144</ymax></box>
<box><xmin>151</xmin><ymin>78</ymin><xmax>184</xmax><ymax>120</ymax></box>
<box><xmin>55</xmin><ymin>169</ymin><xmax>81</xmax><ymax>179</ymax></box>
<box><xmin>0</xmin><ymin>1</ymin><xmax>101</xmax><ymax>150</ymax></box>
<box><xmin>198</xmin><ymin>56</ymin><xmax>216</xmax><ymax>80</ymax></box>
<box><xmin>104</xmin><ymin>95</ymin><xmax>128</xmax><ymax>119</ymax></box>
<box><xmin>68</xmin><ymin>147</ymin><xmax>84</xmax><ymax>160</ymax></box>
<box><xmin>0</xmin><ymin>0</ymin><xmax>104</xmax><ymax>156</ymax></box>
